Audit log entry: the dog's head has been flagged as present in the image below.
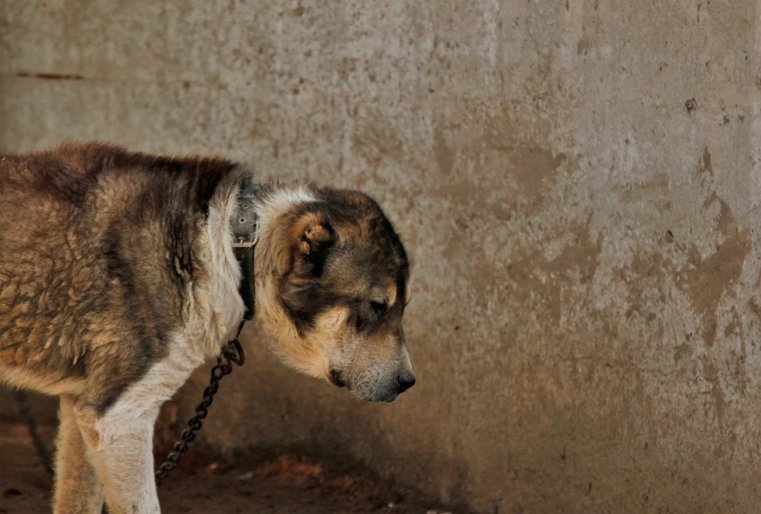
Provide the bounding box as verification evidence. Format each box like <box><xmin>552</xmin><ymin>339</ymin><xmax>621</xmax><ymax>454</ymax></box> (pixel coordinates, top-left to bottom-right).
<box><xmin>255</xmin><ymin>187</ymin><xmax>414</xmax><ymax>402</ymax></box>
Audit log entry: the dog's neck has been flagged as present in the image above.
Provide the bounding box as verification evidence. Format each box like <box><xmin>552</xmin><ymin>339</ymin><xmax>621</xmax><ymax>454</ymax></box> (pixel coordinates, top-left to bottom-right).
<box><xmin>246</xmin><ymin>185</ymin><xmax>331</xmax><ymax>377</ymax></box>
<box><xmin>206</xmin><ymin>178</ymin><xmax>328</xmax><ymax>374</ymax></box>
<box><xmin>231</xmin><ymin>182</ymin><xmax>260</xmax><ymax>322</ymax></box>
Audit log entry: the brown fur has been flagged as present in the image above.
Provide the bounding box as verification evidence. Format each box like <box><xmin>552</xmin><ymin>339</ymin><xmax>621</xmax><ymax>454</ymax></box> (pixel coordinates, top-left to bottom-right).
<box><xmin>0</xmin><ymin>144</ymin><xmax>245</xmax><ymax>413</ymax></box>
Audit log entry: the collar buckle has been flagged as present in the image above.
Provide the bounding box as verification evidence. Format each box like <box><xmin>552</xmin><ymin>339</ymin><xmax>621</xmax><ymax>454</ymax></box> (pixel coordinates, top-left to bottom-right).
<box><xmin>231</xmin><ymin>219</ymin><xmax>259</xmax><ymax>248</ymax></box>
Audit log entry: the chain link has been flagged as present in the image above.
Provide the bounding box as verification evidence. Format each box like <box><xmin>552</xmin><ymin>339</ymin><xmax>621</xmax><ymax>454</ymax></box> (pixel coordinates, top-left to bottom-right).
<box><xmin>154</xmin><ymin>338</ymin><xmax>245</xmax><ymax>485</ymax></box>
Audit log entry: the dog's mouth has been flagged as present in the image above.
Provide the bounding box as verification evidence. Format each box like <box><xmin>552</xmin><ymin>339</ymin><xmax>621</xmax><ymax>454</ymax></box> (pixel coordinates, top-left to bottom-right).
<box><xmin>329</xmin><ymin>368</ymin><xmax>346</xmax><ymax>388</ymax></box>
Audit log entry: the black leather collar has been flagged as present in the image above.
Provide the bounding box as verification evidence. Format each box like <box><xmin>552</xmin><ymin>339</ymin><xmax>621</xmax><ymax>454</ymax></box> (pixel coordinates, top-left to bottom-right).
<box><xmin>231</xmin><ymin>184</ymin><xmax>259</xmax><ymax>321</ymax></box>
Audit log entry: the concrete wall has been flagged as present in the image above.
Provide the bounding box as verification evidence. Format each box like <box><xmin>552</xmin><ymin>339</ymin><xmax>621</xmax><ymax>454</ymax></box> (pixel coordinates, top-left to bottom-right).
<box><xmin>4</xmin><ymin>1</ymin><xmax>761</xmax><ymax>512</ymax></box>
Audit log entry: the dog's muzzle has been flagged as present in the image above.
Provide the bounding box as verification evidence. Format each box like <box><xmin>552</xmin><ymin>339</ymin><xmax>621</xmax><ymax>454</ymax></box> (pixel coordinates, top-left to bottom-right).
<box><xmin>331</xmin><ymin>367</ymin><xmax>416</xmax><ymax>401</ymax></box>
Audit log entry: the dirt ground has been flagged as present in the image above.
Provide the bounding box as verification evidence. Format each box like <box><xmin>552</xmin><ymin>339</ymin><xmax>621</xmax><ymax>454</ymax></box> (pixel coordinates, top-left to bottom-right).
<box><xmin>0</xmin><ymin>420</ymin><xmax>458</xmax><ymax>514</ymax></box>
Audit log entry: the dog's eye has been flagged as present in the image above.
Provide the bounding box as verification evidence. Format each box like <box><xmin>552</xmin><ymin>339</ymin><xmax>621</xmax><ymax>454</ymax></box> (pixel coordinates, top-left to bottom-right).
<box><xmin>369</xmin><ymin>300</ymin><xmax>387</xmax><ymax>317</ymax></box>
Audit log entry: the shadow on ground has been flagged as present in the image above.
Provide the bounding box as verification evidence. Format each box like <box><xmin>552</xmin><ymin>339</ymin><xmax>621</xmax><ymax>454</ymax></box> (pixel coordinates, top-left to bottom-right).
<box><xmin>0</xmin><ymin>420</ymin><xmax>458</xmax><ymax>514</ymax></box>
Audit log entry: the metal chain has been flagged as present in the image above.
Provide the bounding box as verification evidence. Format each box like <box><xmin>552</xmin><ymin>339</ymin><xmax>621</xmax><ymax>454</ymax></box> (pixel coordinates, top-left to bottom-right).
<box><xmin>154</xmin><ymin>338</ymin><xmax>245</xmax><ymax>485</ymax></box>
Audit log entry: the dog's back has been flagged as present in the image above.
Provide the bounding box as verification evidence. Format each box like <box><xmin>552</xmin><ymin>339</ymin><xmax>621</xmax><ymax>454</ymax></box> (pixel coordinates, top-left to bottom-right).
<box><xmin>0</xmin><ymin>145</ymin><xmax>103</xmax><ymax>394</ymax></box>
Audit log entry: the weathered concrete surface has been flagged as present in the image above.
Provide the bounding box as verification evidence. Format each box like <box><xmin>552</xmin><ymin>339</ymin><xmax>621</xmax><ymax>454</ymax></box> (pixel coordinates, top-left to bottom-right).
<box><xmin>4</xmin><ymin>1</ymin><xmax>761</xmax><ymax>512</ymax></box>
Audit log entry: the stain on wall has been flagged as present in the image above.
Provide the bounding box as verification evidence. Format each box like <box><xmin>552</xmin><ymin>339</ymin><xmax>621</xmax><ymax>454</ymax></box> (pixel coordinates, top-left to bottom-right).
<box><xmin>4</xmin><ymin>1</ymin><xmax>761</xmax><ymax>512</ymax></box>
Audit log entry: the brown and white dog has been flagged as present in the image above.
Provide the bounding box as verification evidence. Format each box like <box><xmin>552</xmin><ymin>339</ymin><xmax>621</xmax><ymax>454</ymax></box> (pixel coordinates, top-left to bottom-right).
<box><xmin>0</xmin><ymin>143</ymin><xmax>414</xmax><ymax>513</ymax></box>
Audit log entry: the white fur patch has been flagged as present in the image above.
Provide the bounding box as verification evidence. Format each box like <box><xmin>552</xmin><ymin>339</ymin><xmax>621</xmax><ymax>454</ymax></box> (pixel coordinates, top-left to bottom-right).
<box><xmin>256</xmin><ymin>186</ymin><xmax>317</xmax><ymax>231</ymax></box>
<box><xmin>186</xmin><ymin>183</ymin><xmax>249</xmax><ymax>358</ymax></box>
<box><xmin>89</xmin><ymin>332</ymin><xmax>206</xmax><ymax>514</ymax></box>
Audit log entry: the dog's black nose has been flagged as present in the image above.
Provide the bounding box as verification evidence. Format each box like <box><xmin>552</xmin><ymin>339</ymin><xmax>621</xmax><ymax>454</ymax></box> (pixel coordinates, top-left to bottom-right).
<box><xmin>397</xmin><ymin>371</ymin><xmax>416</xmax><ymax>393</ymax></box>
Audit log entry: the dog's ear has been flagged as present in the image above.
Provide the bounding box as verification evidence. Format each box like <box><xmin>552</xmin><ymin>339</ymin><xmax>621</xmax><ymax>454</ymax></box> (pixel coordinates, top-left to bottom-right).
<box><xmin>289</xmin><ymin>212</ymin><xmax>336</xmax><ymax>276</ymax></box>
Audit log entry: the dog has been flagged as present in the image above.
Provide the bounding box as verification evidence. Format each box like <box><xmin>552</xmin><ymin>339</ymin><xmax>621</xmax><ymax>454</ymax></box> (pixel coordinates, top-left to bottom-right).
<box><xmin>0</xmin><ymin>143</ymin><xmax>414</xmax><ymax>514</ymax></box>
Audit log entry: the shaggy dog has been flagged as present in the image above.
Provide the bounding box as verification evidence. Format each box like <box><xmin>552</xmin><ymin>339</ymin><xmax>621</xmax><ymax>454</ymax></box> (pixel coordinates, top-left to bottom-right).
<box><xmin>0</xmin><ymin>143</ymin><xmax>414</xmax><ymax>513</ymax></box>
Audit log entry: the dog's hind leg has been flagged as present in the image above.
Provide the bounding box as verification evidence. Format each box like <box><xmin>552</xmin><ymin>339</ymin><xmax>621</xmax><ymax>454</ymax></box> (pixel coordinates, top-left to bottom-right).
<box><xmin>53</xmin><ymin>396</ymin><xmax>104</xmax><ymax>514</ymax></box>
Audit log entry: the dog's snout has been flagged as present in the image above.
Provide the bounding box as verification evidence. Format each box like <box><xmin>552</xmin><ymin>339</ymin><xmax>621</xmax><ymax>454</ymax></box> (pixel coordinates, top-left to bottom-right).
<box><xmin>397</xmin><ymin>371</ymin><xmax>416</xmax><ymax>393</ymax></box>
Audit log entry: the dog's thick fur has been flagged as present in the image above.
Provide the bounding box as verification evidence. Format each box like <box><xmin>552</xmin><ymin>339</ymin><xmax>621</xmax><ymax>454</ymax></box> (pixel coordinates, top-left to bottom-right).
<box><xmin>0</xmin><ymin>143</ymin><xmax>413</xmax><ymax>514</ymax></box>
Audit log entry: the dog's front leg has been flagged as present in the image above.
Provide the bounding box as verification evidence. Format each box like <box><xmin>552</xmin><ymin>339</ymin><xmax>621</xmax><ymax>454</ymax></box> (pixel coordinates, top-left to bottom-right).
<box><xmin>73</xmin><ymin>402</ymin><xmax>161</xmax><ymax>514</ymax></box>
<box><xmin>53</xmin><ymin>396</ymin><xmax>104</xmax><ymax>514</ymax></box>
